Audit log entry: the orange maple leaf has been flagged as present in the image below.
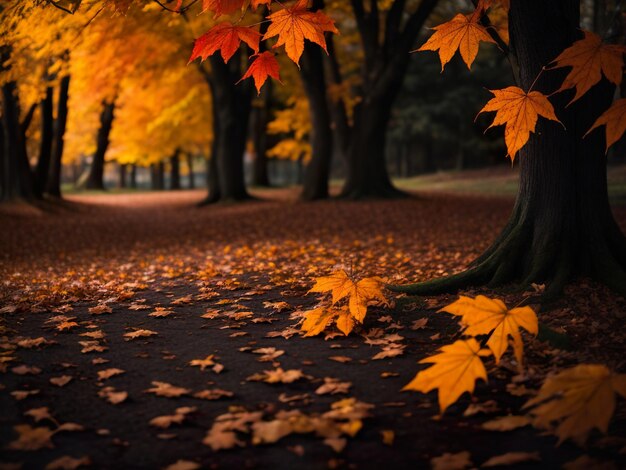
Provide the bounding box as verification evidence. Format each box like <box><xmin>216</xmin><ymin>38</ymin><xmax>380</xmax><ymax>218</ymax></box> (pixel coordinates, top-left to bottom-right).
<box><xmin>263</xmin><ymin>0</ymin><xmax>338</xmax><ymax>65</ymax></box>
<box><xmin>478</xmin><ymin>86</ymin><xmax>562</xmax><ymax>161</ymax></box>
<box><xmin>189</xmin><ymin>23</ymin><xmax>260</xmax><ymax>63</ymax></box>
<box><xmin>551</xmin><ymin>30</ymin><xmax>626</xmax><ymax>104</ymax></box>
<box><xmin>239</xmin><ymin>51</ymin><xmax>282</xmax><ymax>94</ymax></box>
<box><xmin>418</xmin><ymin>12</ymin><xmax>496</xmax><ymax>71</ymax></box>
<box><xmin>202</xmin><ymin>0</ymin><xmax>245</xmax><ymax>17</ymax></box>
<box><xmin>586</xmin><ymin>98</ymin><xmax>626</xmax><ymax>152</ymax></box>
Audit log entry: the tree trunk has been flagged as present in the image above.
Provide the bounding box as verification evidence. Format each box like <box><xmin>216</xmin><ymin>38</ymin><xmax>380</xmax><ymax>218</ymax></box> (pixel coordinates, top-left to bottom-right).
<box><xmin>394</xmin><ymin>0</ymin><xmax>626</xmax><ymax>297</ymax></box>
<box><xmin>47</xmin><ymin>75</ymin><xmax>70</xmax><ymax>198</ymax></box>
<box><xmin>341</xmin><ymin>94</ymin><xmax>404</xmax><ymax>198</ymax></box>
<box><xmin>129</xmin><ymin>164</ymin><xmax>137</xmax><ymax>189</ymax></box>
<box><xmin>186</xmin><ymin>154</ymin><xmax>195</xmax><ymax>189</ymax></box>
<box><xmin>33</xmin><ymin>86</ymin><xmax>54</xmax><ymax>198</ymax></box>
<box><xmin>85</xmin><ymin>100</ymin><xmax>115</xmax><ymax>190</ymax></box>
<box><xmin>251</xmin><ymin>82</ymin><xmax>272</xmax><ymax>187</ymax></box>
<box><xmin>170</xmin><ymin>149</ymin><xmax>181</xmax><ymax>190</ymax></box>
<box><xmin>204</xmin><ymin>52</ymin><xmax>253</xmax><ymax>202</ymax></box>
<box><xmin>118</xmin><ymin>163</ymin><xmax>127</xmax><ymax>189</ymax></box>
<box><xmin>1</xmin><ymin>81</ymin><xmax>34</xmax><ymax>202</ymax></box>
<box><xmin>300</xmin><ymin>42</ymin><xmax>334</xmax><ymax>200</ymax></box>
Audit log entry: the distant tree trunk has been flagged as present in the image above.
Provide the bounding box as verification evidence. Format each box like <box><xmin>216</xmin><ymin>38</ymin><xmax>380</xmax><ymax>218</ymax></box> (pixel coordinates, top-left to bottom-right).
<box><xmin>395</xmin><ymin>0</ymin><xmax>626</xmax><ymax>298</ymax></box>
<box><xmin>1</xmin><ymin>80</ymin><xmax>34</xmax><ymax>202</ymax></box>
<box><xmin>129</xmin><ymin>164</ymin><xmax>137</xmax><ymax>189</ymax></box>
<box><xmin>300</xmin><ymin>39</ymin><xmax>334</xmax><ymax>200</ymax></box>
<box><xmin>325</xmin><ymin>35</ymin><xmax>351</xmax><ymax>165</ymax></box>
<box><xmin>118</xmin><ymin>163</ymin><xmax>127</xmax><ymax>189</ymax></box>
<box><xmin>47</xmin><ymin>75</ymin><xmax>70</xmax><ymax>198</ymax></box>
<box><xmin>203</xmin><ymin>51</ymin><xmax>253</xmax><ymax>203</ymax></box>
<box><xmin>186</xmin><ymin>153</ymin><xmax>195</xmax><ymax>189</ymax></box>
<box><xmin>251</xmin><ymin>81</ymin><xmax>272</xmax><ymax>187</ymax></box>
<box><xmin>85</xmin><ymin>100</ymin><xmax>115</xmax><ymax>190</ymax></box>
<box><xmin>170</xmin><ymin>149</ymin><xmax>181</xmax><ymax>190</ymax></box>
<box><xmin>340</xmin><ymin>0</ymin><xmax>439</xmax><ymax>199</ymax></box>
<box><xmin>33</xmin><ymin>86</ymin><xmax>54</xmax><ymax>198</ymax></box>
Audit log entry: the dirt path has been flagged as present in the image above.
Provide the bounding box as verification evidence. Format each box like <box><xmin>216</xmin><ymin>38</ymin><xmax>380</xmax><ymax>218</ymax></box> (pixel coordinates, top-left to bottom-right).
<box><xmin>1</xmin><ymin>190</ymin><xmax>625</xmax><ymax>469</ymax></box>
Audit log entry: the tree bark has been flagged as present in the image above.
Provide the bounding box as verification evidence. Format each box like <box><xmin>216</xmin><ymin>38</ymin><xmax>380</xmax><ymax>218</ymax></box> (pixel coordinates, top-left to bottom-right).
<box><xmin>251</xmin><ymin>82</ymin><xmax>272</xmax><ymax>187</ymax></box>
<box><xmin>204</xmin><ymin>52</ymin><xmax>253</xmax><ymax>202</ymax></box>
<box><xmin>85</xmin><ymin>100</ymin><xmax>115</xmax><ymax>190</ymax></box>
<box><xmin>33</xmin><ymin>86</ymin><xmax>54</xmax><ymax>198</ymax></box>
<box><xmin>118</xmin><ymin>163</ymin><xmax>127</xmax><ymax>189</ymax></box>
<box><xmin>47</xmin><ymin>75</ymin><xmax>70</xmax><ymax>198</ymax></box>
<box><xmin>170</xmin><ymin>149</ymin><xmax>181</xmax><ymax>190</ymax></box>
<box><xmin>186</xmin><ymin>153</ymin><xmax>195</xmax><ymax>189</ymax></box>
<box><xmin>300</xmin><ymin>40</ymin><xmax>334</xmax><ymax>200</ymax></box>
<box><xmin>1</xmin><ymin>80</ymin><xmax>34</xmax><ymax>202</ymax></box>
<box><xmin>129</xmin><ymin>164</ymin><xmax>137</xmax><ymax>189</ymax></box>
<box><xmin>340</xmin><ymin>0</ymin><xmax>439</xmax><ymax>199</ymax></box>
<box><xmin>394</xmin><ymin>0</ymin><xmax>626</xmax><ymax>297</ymax></box>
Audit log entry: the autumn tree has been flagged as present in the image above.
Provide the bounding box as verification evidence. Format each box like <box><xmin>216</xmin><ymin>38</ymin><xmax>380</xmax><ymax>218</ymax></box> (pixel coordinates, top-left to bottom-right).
<box><xmin>395</xmin><ymin>0</ymin><xmax>626</xmax><ymax>297</ymax></box>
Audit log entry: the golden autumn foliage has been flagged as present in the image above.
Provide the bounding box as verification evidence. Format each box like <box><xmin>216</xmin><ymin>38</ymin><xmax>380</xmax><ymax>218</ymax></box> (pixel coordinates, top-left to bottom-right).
<box><xmin>404</xmin><ymin>296</ymin><xmax>538</xmax><ymax>413</ymax></box>
<box><xmin>403</xmin><ymin>339</ymin><xmax>491</xmax><ymax>414</ymax></box>
<box><xmin>524</xmin><ymin>365</ymin><xmax>626</xmax><ymax>445</ymax></box>
<box><xmin>301</xmin><ymin>270</ymin><xmax>388</xmax><ymax>337</ymax></box>
<box><xmin>478</xmin><ymin>87</ymin><xmax>562</xmax><ymax>161</ymax></box>
<box><xmin>440</xmin><ymin>295</ymin><xmax>538</xmax><ymax>364</ymax></box>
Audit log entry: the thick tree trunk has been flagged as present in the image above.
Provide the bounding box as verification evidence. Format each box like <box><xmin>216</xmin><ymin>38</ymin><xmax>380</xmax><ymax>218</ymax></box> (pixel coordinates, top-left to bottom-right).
<box><xmin>186</xmin><ymin>154</ymin><xmax>195</xmax><ymax>189</ymax></box>
<box><xmin>170</xmin><ymin>149</ymin><xmax>181</xmax><ymax>190</ymax></box>
<box><xmin>33</xmin><ymin>86</ymin><xmax>54</xmax><ymax>198</ymax></box>
<box><xmin>1</xmin><ymin>81</ymin><xmax>34</xmax><ymax>202</ymax></box>
<box><xmin>300</xmin><ymin>42</ymin><xmax>334</xmax><ymax>200</ymax></box>
<box><xmin>341</xmin><ymin>94</ymin><xmax>404</xmax><ymax>199</ymax></box>
<box><xmin>85</xmin><ymin>100</ymin><xmax>115</xmax><ymax>190</ymax></box>
<box><xmin>47</xmin><ymin>75</ymin><xmax>70</xmax><ymax>198</ymax></box>
<box><xmin>394</xmin><ymin>0</ymin><xmax>626</xmax><ymax>297</ymax></box>
<box><xmin>204</xmin><ymin>53</ymin><xmax>253</xmax><ymax>203</ymax></box>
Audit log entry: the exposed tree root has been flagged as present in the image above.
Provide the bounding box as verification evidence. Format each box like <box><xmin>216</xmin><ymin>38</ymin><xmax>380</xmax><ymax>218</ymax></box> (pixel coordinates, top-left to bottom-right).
<box><xmin>388</xmin><ymin>210</ymin><xmax>626</xmax><ymax>300</ymax></box>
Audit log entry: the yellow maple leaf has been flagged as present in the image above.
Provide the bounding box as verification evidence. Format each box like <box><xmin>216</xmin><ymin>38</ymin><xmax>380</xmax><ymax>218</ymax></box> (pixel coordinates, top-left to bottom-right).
<box><xmin>309</xmin><ymin>270</ymin><xmax>386</xmax><ymax>322</ymax></box>
<box><xmin>335</xmin><ymin>308</ymin><xmax>356</xmax><ymax>336</ymax></box>
<box><xmin>263</xmin><ymin>0</ymin><xmax>339</xmax><ymax>65</ymax></box>
<box><xmin>524</xmin><ymin>364</ymin><xmax>626</xmax><ymax>445</ymax></box>
<box><xmin>551</xmin><ymin>30</ymin><xmax>626</xmax><ymax>104</ymax></box>
<box><xmin>402</xmin><ymin>339</ymin><xmax>491</xmax><ymax>414</ymax></box>
<box><xmin>418</xmin><ymin>12</ymin><xmax>496</xmax><ymax>71</ymax></box>
<box><xmin>440</xmin><ymin>295</ymin><xmax>538</xmax><ymax>364</ymax></box>
<box><xmin>301</xmin><ymin>306</ymin><xmax>338</xmax><ymax>337</ymax></box>
<box><xmin>478</xmin><ymin>86</ymin><xmax>562</xmax><ymax>161</ymax></box>
<box><xmin>586</xmin><ymin>98</ymin><xmax>626</xmax><ymax>152</ymax></box>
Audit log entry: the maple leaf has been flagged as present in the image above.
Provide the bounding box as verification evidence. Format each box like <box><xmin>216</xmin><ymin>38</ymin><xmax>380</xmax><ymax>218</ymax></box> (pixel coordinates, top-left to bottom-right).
<box><xmin>402</xmin><ymin>339</ymin><xmax>491</xmax><ymax>414</ymax></box>
<box><xmin>309</xmin><ymin>270</ymin><xmax>387</xmax><ymax>322</ymax></box>
<box><xmin>418</xmin><ymin>13</ymin><xmax>496</xmax><ymax>71</ymax></box>
<box><xmin>441</xmin><ymin>295</ymin><xmax>538</xmax><ymax>364</ymax></box>
<box><xmin>524</xmin><ymin>364</ymin><xmax>626</xmax><ymax>445</ymax></box>
<box><xmin>586</xmin><ymin>98</ymin><xmax>626</xmax><ymax>151</ymax></box>
<box><xmin>301</xmin><ymin>306</ymin><xmax>338</xmax><ymax>337</ymax></box>
<box><xmin>550</xmin><ymin>30</ymin><xmax>626</xmax><ymax>104</ymax></box>
<box><xmin>145</xmin><ymin>381</ymin><xmax>191</xmax><ymax>398</ymax></box>
<box><xmin>189</xmin><ymin>355</ymin><xmax>222</xmax><ymax>371</ymax></box>
<box><xmin>201</xmin><ymin>0</ymin><xmax>245</xmax><ymax>17</ymax></box>
<box><xmin>124</xmin><ymin>329</ymin><xmax>158</xmax><ymax>340</ymax></box>
<box><xmin>263</xmin><ymin>0</ymin><xmax>338</xmax><ymax>64</ymax></box>
<box><xmin>239</xmin><ymin>52</ymin><xmax>282</xmax><ymax>94</ymax></box>
<box><xmin>478</xmin><ymin>86</ymin><xmax>562</xmax><ymax>161</ymax></box>
<box><xmin>8</xmin><ymin>424</ymin><xmax>55</xmax><ymax>450</ymax></box>
<box><xmin>190</xmin><ymin>23</ymin><xmax>260</xmax><ymax>64</ymax></box>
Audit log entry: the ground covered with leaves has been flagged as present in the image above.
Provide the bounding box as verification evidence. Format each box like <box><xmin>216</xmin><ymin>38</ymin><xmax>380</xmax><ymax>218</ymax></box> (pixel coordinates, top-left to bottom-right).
<box><xmin>1</xmin><ymin>189</ymin><xmax>626</xmax><ymax>469</ymax></box>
